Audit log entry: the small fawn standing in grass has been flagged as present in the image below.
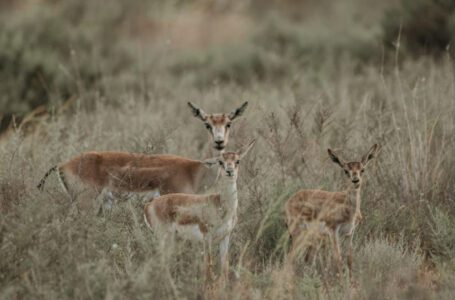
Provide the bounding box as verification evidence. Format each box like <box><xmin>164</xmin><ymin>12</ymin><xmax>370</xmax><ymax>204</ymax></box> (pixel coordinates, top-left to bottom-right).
<box><xmin>144</xmin><ymin>140</ymin><xmax>256</xmax><ymax>282</ymax></box>
<box><xmin>285</xmin><ymin>144</ymin><xmax>380</xmax><ymax>278</ymax></box>
<box><xmin>36</xmin><ymin>102</ymin><xmax>248</xmax><ymax>212</ymax></box>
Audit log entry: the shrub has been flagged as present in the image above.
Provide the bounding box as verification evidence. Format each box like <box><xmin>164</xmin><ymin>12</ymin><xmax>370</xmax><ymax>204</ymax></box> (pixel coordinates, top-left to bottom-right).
<box><xmin>253</xmin><ymin>14</ymin><xmax>381</xmax><ymax>66</ymax></box>
<box><xmin>169</xmin><ymin>14</ymin><xmax>381</xmax><ymax>87</ymax></box>
<box><xmin>0</xmin><ymin>1</ymin><xmax>134</xmax><ymax>116</ymax></box>
<box><xmin>428</xmin><ymin>208</ymin><xmax>455</xmax><ymax>260</ymax></box>
<box><xmin>170</xmin><ymin>43</ymin><xmax>289</xmax><ymax>86</ymax></box>
<box><xmin>382</xmin><ymin>0</ymin><xmax>455</xmax><ymax>57</ymax></box>
<box><xmin>357</xmin><ymin>239</ymin><xmax>426</xmax><ymax>299</ymax></box>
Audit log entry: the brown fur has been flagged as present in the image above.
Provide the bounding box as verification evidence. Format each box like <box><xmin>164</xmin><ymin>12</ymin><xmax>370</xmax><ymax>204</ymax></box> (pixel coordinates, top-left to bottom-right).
<box><xmin>285</xmin><ymin>144</ymin><xmax>380</xmax><ymax>279</ymax></box>
<box><xmin>143</xmin><ymin>140</ymin><xmax>255</xmax><ymax>283</ymax></box>
<box><xmin>285</xmin><ymin>190</ymin><xmax>352</xmax><ymax>231</ymax></box>
<box><xmin>208</xmin><ymin>114</ymin><xmax>229</xmax><ymax>125</ymax></box>
<box><xmin>188</xmin><ymin>101</ymin><xmax>248</xmax><ymax>152</ymax></box>
<box><xmin>146</xmin><ymin>193</ymin><xmax>221</xmax><ymax>234</ymax></box>
<box><xmin>285</xmin><ymin>185</ymin><xmax>361</xmax><ymax>279</ymax></box>
<box><xmin>59</xmin><ymin>151</ymin><xmax>207</xmax><ymax>196</ymax></box>
<box><xmin>37</xmin><ymin>102</ymin><xmax>249</xmax><ymax>209</ymax></box>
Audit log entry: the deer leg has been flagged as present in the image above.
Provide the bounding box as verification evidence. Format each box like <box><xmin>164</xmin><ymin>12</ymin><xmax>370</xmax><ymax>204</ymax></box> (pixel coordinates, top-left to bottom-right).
<box><xmin>305</xmin><ymin>245</ymin><xmax>316</xmax><ymax>264</ymax></box>
<box><xmin>288</xmin><ymin>225</ymin><xmax>304</xmax><ymax>261</ymax></box>
<box><xmin>219</xmin><ymin>234</ymin><xmax>230</xmax><ymax>280</ymax></box>
<box><xmin>330</xmin><ymin>230</ymin><xmax>343</xmax><ymax>275</ymax></box>
<box><xmin>160</xmin><ymin>231</ymin><xmax>179</xmax><ymax>298</ymax></box>
<box><xmin>297</xmin><ymin>223</ymin><xmax>318</xmax><ymax>264</ymax></box>
<box><xmin>204</xmin><ymin>238</ymin><xmax>214</xmax><ymax>283</ymax></box>
<box><xmin>97</xmin><ymin>189</ymin><xmax>115</xmax><ymax>216</ymax></box>
<box><xmin>347</xmin><ymin>233</ymin><xmax>355</xmax><ymax>282</ymax></box>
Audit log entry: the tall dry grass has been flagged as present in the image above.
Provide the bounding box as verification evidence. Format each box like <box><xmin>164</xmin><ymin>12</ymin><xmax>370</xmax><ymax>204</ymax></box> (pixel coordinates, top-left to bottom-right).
<box><xmin>1</xmin><ymin>0</ymin><xmax>455</xmax><ymax>299</ymax></box>
<box><xmin>1</xmin><ymin>56</ymin><xmax>455</xmax><ymax>299</ymax></box>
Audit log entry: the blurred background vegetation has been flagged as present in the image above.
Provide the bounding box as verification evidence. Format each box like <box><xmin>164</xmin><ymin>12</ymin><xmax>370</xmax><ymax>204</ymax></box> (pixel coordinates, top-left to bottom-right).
<box><xmin>2</xmin><ymin>0</ymin><xmax>455</xmax><ymax>124</ymax></box>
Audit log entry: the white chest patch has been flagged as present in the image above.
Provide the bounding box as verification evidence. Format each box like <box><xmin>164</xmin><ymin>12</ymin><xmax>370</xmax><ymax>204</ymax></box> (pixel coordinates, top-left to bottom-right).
<box><xmin>213</xmin><ymin>216</ymin><xmax>236</xmax><ymax>242</ymax></box>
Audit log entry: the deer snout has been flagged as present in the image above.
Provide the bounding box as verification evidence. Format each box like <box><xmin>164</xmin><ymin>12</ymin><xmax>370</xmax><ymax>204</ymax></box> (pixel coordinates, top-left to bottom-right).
<box><xmin>225</xmin><ymin>169</ymin><xmax>234</xmax><ymax>177</ymax></box>
<box><xmin>351</xmin><ymin>171</ymin><xmax>361</xmax><ymax>183</ymax></box>
<box><xmin>214</xmin><ymin>140</ymin><xmax>225</xmax><ymax>150</ymax></box>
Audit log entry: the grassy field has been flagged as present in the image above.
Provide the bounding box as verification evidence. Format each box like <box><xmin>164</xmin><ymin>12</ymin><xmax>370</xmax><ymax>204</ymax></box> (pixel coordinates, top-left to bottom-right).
<box><xmin>1</xmin><ymin>1</ymin><xmax>455</xmax><ymax>299</ymax></box>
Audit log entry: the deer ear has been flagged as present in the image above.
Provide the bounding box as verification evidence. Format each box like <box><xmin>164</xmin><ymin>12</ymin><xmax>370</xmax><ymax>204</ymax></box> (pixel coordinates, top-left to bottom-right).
<box><xmin>201</xmin><ymin>157</ymin><xmax>219</xmax><ymax>168</ymax></box>
<box><xmin>188</xmin><ymin>102</ymin><xmax>208</xmax><ymax>121</ymax></box>
<box><xmin>238</xmin><ymin>139</ymin><xmax>256</xmax><ymax>159</ymax></box>
<box><xmin>361</xmin><ymin>144</ymin><xmax>380</xmax><ymax>166</ymax></box>
<box><xmin>228</xmin><ymin>101</ymin><xmax>248</xmax><ymax>120</ymax></box>
<box><xmin>327</xmin><ymin>149</ymin><xmax>345</xmax><ymax>168</ymax></box>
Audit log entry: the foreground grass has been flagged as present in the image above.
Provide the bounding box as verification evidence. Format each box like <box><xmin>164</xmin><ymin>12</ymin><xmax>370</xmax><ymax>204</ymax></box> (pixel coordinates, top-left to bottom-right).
<box><xmin>1</xmin><ymin>58</ymin><xmax>455</xmax><ymax>299</ymax></box>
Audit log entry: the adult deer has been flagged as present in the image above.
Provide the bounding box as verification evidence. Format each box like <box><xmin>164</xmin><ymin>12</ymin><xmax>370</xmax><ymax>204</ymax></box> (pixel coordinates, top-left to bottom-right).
<box><xmin>285</xmin><ymin>144</ymin><xmax>380</xmax><ymax>278</ymax></box>
<box><xmin>187</xmin><ymin>101</ymin><xmax>248</xmax><ymax>155</ymax></box>
<box><xmin>144</xmin><ymin>140</ymin><xmax>255</xmax><ymax>282</ymax></box>
<box><xmin>37</xmin><ymin>102</ymin><xmax>248</xmax><ymax>211</ymax></box>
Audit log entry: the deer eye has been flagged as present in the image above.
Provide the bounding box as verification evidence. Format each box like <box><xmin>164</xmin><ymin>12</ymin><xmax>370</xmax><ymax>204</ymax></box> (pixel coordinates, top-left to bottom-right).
<box><xmin>218</xmin><ymin>161</ymin><xmax>224</xmax><ymax>166</ymax></box>
<box><xmin>235</xmin><ymin>160</ymin><xmax>240</xmax><ymax>165</ymax></box>
<box><xmin>226</xmin><ymin>123</ymin><xmax>231</xmax><ymax>128</ymax></box>
<box><xmin>344</xmin><ymin>170</ymin><xmax>349</xmax><ymax>175</ymax></box>
<box><xmin>205</xmin><ymin>123</ymin><xmax>212</xmax><ymax>130</ymax></box>
<box><xmin>361</xmin><ymin>169</ymin><xmax>365</xmax><ymax>173</ymax></box>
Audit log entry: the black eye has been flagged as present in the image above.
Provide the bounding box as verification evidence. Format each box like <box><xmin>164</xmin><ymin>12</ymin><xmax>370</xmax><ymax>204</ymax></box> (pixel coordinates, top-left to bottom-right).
<box><xmin>344</xmin><ymin>170</ymin><xmax>349</xmax><ymax>175</ymax></box>
<box><xmin>226</xmin><ymin>123</ymin><xmax>231</xmax><ymax>128</ymax></box>
<box><xmin>361</xmin><ymin>169</ymin><xmax>365</xmax><ymax>173</ymax></box>
<box><xmin>236</xmin><ymin>160</ymin><xmax>240</xmax><ymax>165</ymax></box>
<box><xmin>205</xmin><ymin>123</ymin><xmax>212</xmax><ymax>130</ymax></box>
<box><xmin>218</xmin><ymin>161</ymin><xmax>224</xmax><ymax>166</ymax></box>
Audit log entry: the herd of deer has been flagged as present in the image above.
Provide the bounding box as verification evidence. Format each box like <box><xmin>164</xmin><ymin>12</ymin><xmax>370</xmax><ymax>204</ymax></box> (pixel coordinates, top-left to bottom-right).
<box><xmin>37</xmin><ymin>101</ymin><xmax>380</xmax><ymax>283</ymax></box>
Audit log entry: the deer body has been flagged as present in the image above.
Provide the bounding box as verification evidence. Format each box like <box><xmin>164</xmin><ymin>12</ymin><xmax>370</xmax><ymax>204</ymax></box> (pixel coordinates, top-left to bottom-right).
<box><xmin>145</xmin><ymin>175</ymin><xmax>238</xmax><ymax>244</ymax></box>
<box><xmin>37</xmin><ymin>102</ymin><xmax>248</xmax><ymax>210</ymax></box>
<box><xmin>57</xmin><ymin>152</ymin><xmax>207</xmax><ymax>194</ymax></box>
<box><xmin>286</xmin><ymin>187</ymin><xmax>360</xmax><ymax>237</ymax></box>
<box><xmin>144</xmin><ymin>141</ymin><xmax>255</xmax><ymax>281</ymax></box>
<box><xmin>285</xmin><ymin>144</ymin><xmax>379</xmax><ymax>278</ymax></box>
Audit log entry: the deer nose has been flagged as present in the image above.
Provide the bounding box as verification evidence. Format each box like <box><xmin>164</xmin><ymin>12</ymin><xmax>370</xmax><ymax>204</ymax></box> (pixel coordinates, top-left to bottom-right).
<box><xmin>226</xmin><ymin>169</ymin><xmax>234</xmax><ymax>177</ymax></box>
<box><xmin>215</xmin><ymin>140</ymin><xmax>224</xmax><ymax>145</ymax></box>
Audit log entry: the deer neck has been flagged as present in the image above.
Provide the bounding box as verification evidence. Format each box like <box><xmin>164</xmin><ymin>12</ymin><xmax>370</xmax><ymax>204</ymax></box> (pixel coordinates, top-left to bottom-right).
<box><xmin>346</xmin><ymin>184</ymin><xmax>362</xmax><ymax>219</ymax></box>
<box><xmin>204</xmin><ymin>136</ymin><xmax>224</xmax><ymax>159</ymax></box>
<box><xmin>197</xmin><ymin>144</ymin><xmax>223</xmax><ymax>193</ymax></box>
<box><xmin>219</xmin><ymin>177</ymin><xmax>238</xmax><ymax>220</ymax></box>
